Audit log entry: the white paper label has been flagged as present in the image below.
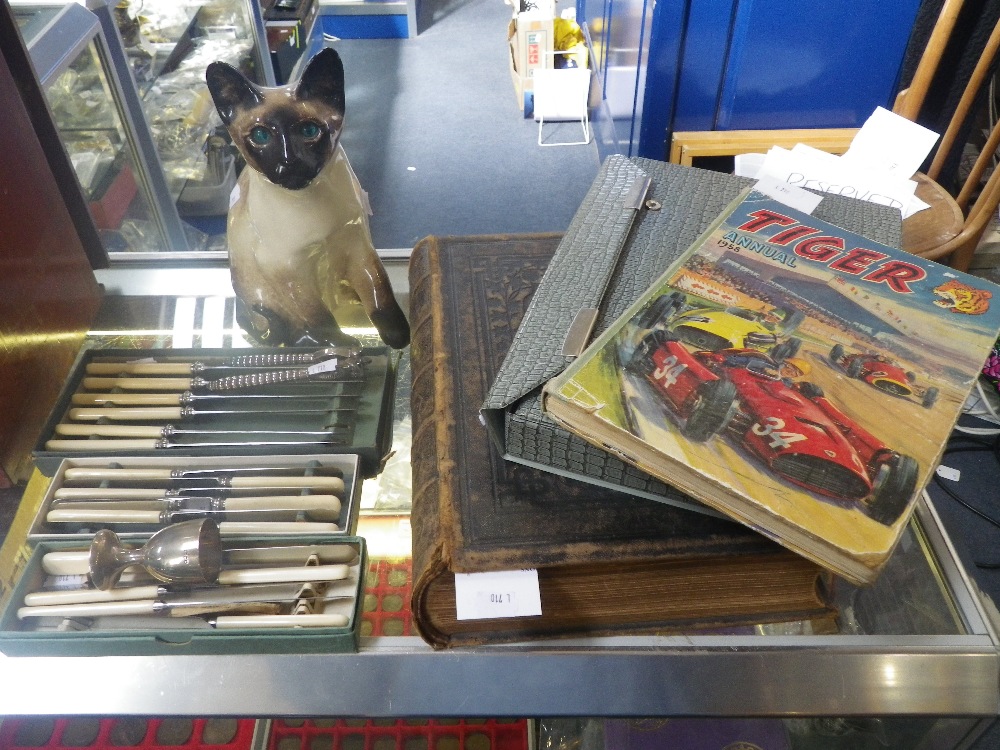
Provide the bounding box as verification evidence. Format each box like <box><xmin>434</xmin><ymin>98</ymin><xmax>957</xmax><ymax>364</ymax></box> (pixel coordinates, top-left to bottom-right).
<box><xmin>753</xmin><ymin>175</ymin><xmax>823</xmax><ymax>214</ymax></box>
<box><xmin>454</xmin><ymin>569</ymin><xmax>542</xmax><ymax>620</ymax></box>
<box><xmin>229</xmin><ymin>182</ymin><xmax>241</xmax><ymax>209</ymax></box>
<box><xmin>935</xmin><ymin>464</ymin><xmax>960</xmax><ymax>482</ymax></box>
<box><xmin>307</xmin><ymin>358</ymin><xmax>339</xmax><ymax>375</ymax></box>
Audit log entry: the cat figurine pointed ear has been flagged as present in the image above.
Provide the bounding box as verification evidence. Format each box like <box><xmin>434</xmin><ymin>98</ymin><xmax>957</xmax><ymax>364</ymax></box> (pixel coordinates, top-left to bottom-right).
<box><xmin>205</xmin><ymin>47</ymin><xmax>409</xmax><ymax>350</ymax></box>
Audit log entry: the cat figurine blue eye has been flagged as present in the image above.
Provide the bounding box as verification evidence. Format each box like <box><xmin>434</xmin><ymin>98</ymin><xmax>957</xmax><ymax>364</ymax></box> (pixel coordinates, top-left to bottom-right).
<box><xmin>205</xmin><ymin>47</ymin><xmax>410</xmax><ymax>350</ymax></box>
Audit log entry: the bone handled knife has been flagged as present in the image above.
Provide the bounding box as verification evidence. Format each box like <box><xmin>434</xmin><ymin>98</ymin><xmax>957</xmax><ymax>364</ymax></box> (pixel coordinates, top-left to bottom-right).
<box><xmin>26</xmin><ymin>585</ymin><xmax>163</xmax><ymax>607</ymax></box>
<box><xmin>210</xmin><ymin>613</ymin><xmax>349</xmax><ymax>628</ymax></box>
<box><xmin>71</xmin><ymin>391</ymin><xmax>359</xmax><ymax>406</ymax></box>
<box><xmin>17</xmin><ymin>599</ymin><xmax>284</xmax><ymax>619</ymax></box>
<box><xmin>45</xmin><ymin>507</ymin><xmax>331</xmax><ymax>524</ymax></box>
<box><xmin>23</xmin><ymin>567</ymin><xmax>350</xmax><ymax>617</ymax></box>
<box><xmin>54</xmin><ymin>486</ymin><xmax>344</xmax><ymax>500</ymax></box>
<box><xmin>23</xmin><ymin>582</ymin><xmax>332</xmax><ymax>607</ymax></box>
<box><xmin>45</xmin><ymin>438</ymin><xmax>342</xmax><ymax>451</ymax></box>
<box><xmin>66</xmin><ymin>405</ymin><xmax>348</xmax><ymax>421</ymax></box>
<box><xmin>14</xmin><ymin>585</ymin><xmax>338</xmax><ymax>619</ymax></box>
<box><xmin>24</xmin><ymin>582</ymin><xmax>319</xmax><ymax>607</ymax></box>
<box><xmin>53</xmin><ymin>423</ymin><xmax>337</xmax><ymax>438</ymax></box>
<box><xmin>60</xmin><ymin>469</ymin><xmax>345</xmax><ymax>492</ymax></box>
<box><xmin>41</xmin><ymin>544</ymin><xmax>359</xmax><ymax>575</ymax></box>
<box><xmin>50</xmin><ymin>495</ymin><xmax>342</xmax><ymax>521</ymax></box>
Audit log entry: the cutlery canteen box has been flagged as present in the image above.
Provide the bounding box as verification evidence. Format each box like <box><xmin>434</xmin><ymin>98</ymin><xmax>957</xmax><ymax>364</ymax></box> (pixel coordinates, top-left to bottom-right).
<box><xmin>31</xmin><ymin>346</ymin><xmax>398</xmax><ymax>478</ymax></box>
<box><xmin>0</xmin><ymin>534</ymin><xmax>367</xmax><ymax>656</ymax></box>
<box><xmin>25</xmin><ymin>454</ymin><xmax>363</xmax><ymax>542</ymax></box>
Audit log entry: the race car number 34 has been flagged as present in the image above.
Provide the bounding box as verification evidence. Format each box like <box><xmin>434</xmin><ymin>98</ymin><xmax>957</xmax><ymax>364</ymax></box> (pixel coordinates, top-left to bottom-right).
<box><xmin>752</xmin><ymin>416</ymin><xmax>807</xmax><ymax>449</ymax></box>
<box><xmin>653</xmin><ymin>356</ymin><xmax>687</xmax><ymax>387</ymax></box>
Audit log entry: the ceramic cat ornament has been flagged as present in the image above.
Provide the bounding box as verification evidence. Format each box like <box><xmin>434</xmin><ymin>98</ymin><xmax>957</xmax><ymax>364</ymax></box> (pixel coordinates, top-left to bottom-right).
<box><xmin>205</xmin><ymin>48</ymin><xmax>409</xmax><ymax>350</ymax></box>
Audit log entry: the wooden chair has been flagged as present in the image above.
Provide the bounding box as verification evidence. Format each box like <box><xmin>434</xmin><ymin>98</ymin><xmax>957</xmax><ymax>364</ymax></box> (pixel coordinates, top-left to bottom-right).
<box><xmin>904</xmin><ymin>3</ymin><xmax>1000</xmax><ymax>270</ymax></box>
<box><xmin>669</xmin><ymin>0</ymin><xmax>1000</xmax><ymax>272</ymax></box>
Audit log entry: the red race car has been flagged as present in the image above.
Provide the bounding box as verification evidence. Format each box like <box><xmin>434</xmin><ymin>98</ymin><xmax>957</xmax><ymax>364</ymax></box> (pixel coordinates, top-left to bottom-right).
<box><xmin>829</xmin><ymin>344</ymin><xmax>938</xmax><ymax>408</ymax></box>
<box><xmin>625</xmin><ymin>331</ymin><xmax>919</xmax><ymax>525</ymax></box>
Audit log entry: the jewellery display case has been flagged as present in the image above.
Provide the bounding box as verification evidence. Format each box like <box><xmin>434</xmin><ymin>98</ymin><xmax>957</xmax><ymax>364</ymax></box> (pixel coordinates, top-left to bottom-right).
<box><xmin>0</xmin><ymin>264</ymin><xmax>996</xmax><ymax>750</ymax></box>
<box><xmin>105</xmin><ymin>0</ymin><xmax>273</xmax><ymax>229</ymax></box>
<box><xmin>13</xmin><ymin>0</ymin><xmax>273</xmax><ymax>257</ymax></box>
<box><xmin>13</xmin><ymin>2</ymin><xmax>184</xmax><ymax>255</ymax></box>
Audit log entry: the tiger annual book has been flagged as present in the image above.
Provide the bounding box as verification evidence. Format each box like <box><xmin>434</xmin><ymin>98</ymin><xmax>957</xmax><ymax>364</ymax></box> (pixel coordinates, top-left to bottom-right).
<box><xmin>542</xmin><ymin>188</ymin><xmax>1000</xmax><ymax>584</ymax></box>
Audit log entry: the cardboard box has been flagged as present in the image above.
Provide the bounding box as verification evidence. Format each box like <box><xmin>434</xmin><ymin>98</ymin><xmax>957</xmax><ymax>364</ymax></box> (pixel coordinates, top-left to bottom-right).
<box><xmin>26</xmin><ymin>454</ymin><xmax>362</xmax><ymax>542</ymax></box>
<box><xmin>0</xmin><ymin>536</ymin><xmax>367</xmax><ymax>656</ymax></box>
<box><xmin>508</xmin><ymin>12</ymin><xmax>554</xmax><ymax>116</ymax></box>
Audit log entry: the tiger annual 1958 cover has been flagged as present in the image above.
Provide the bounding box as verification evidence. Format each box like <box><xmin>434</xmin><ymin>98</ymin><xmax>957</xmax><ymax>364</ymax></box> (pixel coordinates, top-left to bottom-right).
<box><xmin>542</xmin><ymin>188</ymin><xmax>1000</xmax><ymax>584</ymax></box>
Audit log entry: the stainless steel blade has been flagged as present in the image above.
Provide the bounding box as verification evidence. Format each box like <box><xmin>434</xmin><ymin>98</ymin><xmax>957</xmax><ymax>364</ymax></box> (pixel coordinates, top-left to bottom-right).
<box><xmin>71</xmin><ymin>390</ymin><xmax>361</xmax><ymax>406</ymax></box>
<box><xmin>178</xmin><ymin>467</ymin><xmax>344</xmax><ymax>477</ymax></box>
<box><xmin>45</xmin><ymin>437</ymin><xmax>347</xmax><ymax>451</ymax></box>
<box><xmin>159</xmin><ymin>439</ymin><xmax>345</xmax><ymax>448</ymax></box>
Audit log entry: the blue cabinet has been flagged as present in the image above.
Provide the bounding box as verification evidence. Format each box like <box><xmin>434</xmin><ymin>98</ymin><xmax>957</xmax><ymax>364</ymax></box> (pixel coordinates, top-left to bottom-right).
<box><xmin>583</xmin><ymin>0</ymin><xmax>924</xmax><ymax>159</ymax></box>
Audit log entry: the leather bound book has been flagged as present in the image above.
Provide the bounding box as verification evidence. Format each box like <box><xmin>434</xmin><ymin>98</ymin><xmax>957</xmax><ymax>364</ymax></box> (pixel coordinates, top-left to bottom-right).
<box><xmin>408</xmin><ymin>233</ymin><xmax>835</xmax><ymax>649</ymax></box>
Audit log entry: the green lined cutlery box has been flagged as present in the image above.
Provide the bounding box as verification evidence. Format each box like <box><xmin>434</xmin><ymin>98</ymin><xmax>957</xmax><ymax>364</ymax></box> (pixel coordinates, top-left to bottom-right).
<box><xmin>25</xmin><ymin>454</ymin><xmax>362</xmax><ymax>542</ymax></box>
<box><xmin>32</xmin><ymin>346</ymin><xmax>397</xmax><ymax>478</ymax></box>
<box><xmin>0</xmin><ymin>535</ymin><xmax>367</xmax><ymax>656</ymax></box>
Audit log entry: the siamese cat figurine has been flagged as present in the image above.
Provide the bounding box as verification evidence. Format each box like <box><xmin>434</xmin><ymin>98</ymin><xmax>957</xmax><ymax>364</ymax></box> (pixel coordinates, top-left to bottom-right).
<box><xmin>205</xmin><ymin>48</ymin><xmax>409</xmax><ymax>350</ymax></box>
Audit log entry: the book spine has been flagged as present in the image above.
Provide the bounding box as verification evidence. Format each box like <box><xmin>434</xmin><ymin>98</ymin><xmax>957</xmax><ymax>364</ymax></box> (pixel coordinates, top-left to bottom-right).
<box><xmin>407</xmin><ymin>237</ymin><xmax>454</xmax><ymax>648</ymax></box>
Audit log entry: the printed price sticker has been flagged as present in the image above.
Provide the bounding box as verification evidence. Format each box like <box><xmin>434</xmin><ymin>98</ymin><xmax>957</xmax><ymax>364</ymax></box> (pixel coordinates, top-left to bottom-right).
<box><xmin>753</xmin><ymin>175</ymin><xmax>822</xmax><ymax>215</ymax></box>
<box><xmin>453</xmin><ymin>569</ymin><xmax>542</xmax><ymax>621</ymax></box>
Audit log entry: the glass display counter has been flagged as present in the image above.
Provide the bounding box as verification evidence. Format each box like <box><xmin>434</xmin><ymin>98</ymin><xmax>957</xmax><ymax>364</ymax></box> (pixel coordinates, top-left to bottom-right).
<box><xmin>13</xmin><ymin>0</ymin><xmax>273</xmax><ymax>257</ymax></box>
<box><xmin>13</xmin><ymin>2</ymin><xmax>186</xmax><ymax>254</ymax></box>
<box><xmin>0</xmin><ymin>262</ymin><xmax>996</xmax><ymax>749</ymax></box>
<box><xmin>106</xmin><ymin>0</ymin><xmax>273</xmax><ymax>224</ymax></box>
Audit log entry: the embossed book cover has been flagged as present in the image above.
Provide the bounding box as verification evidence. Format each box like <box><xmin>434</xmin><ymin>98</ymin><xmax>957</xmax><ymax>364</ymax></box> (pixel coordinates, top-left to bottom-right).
<box><xmin>543</xmin><ymin>189</ymin><xmax>1000</xmax><ymax>584</ymax></box>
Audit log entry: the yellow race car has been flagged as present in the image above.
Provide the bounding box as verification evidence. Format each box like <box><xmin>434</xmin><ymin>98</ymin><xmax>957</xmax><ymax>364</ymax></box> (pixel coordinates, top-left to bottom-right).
<box><xmin>657</xmin><ymin>292</ymin><xmax>804</xmax><ymax>361</ymax></box>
